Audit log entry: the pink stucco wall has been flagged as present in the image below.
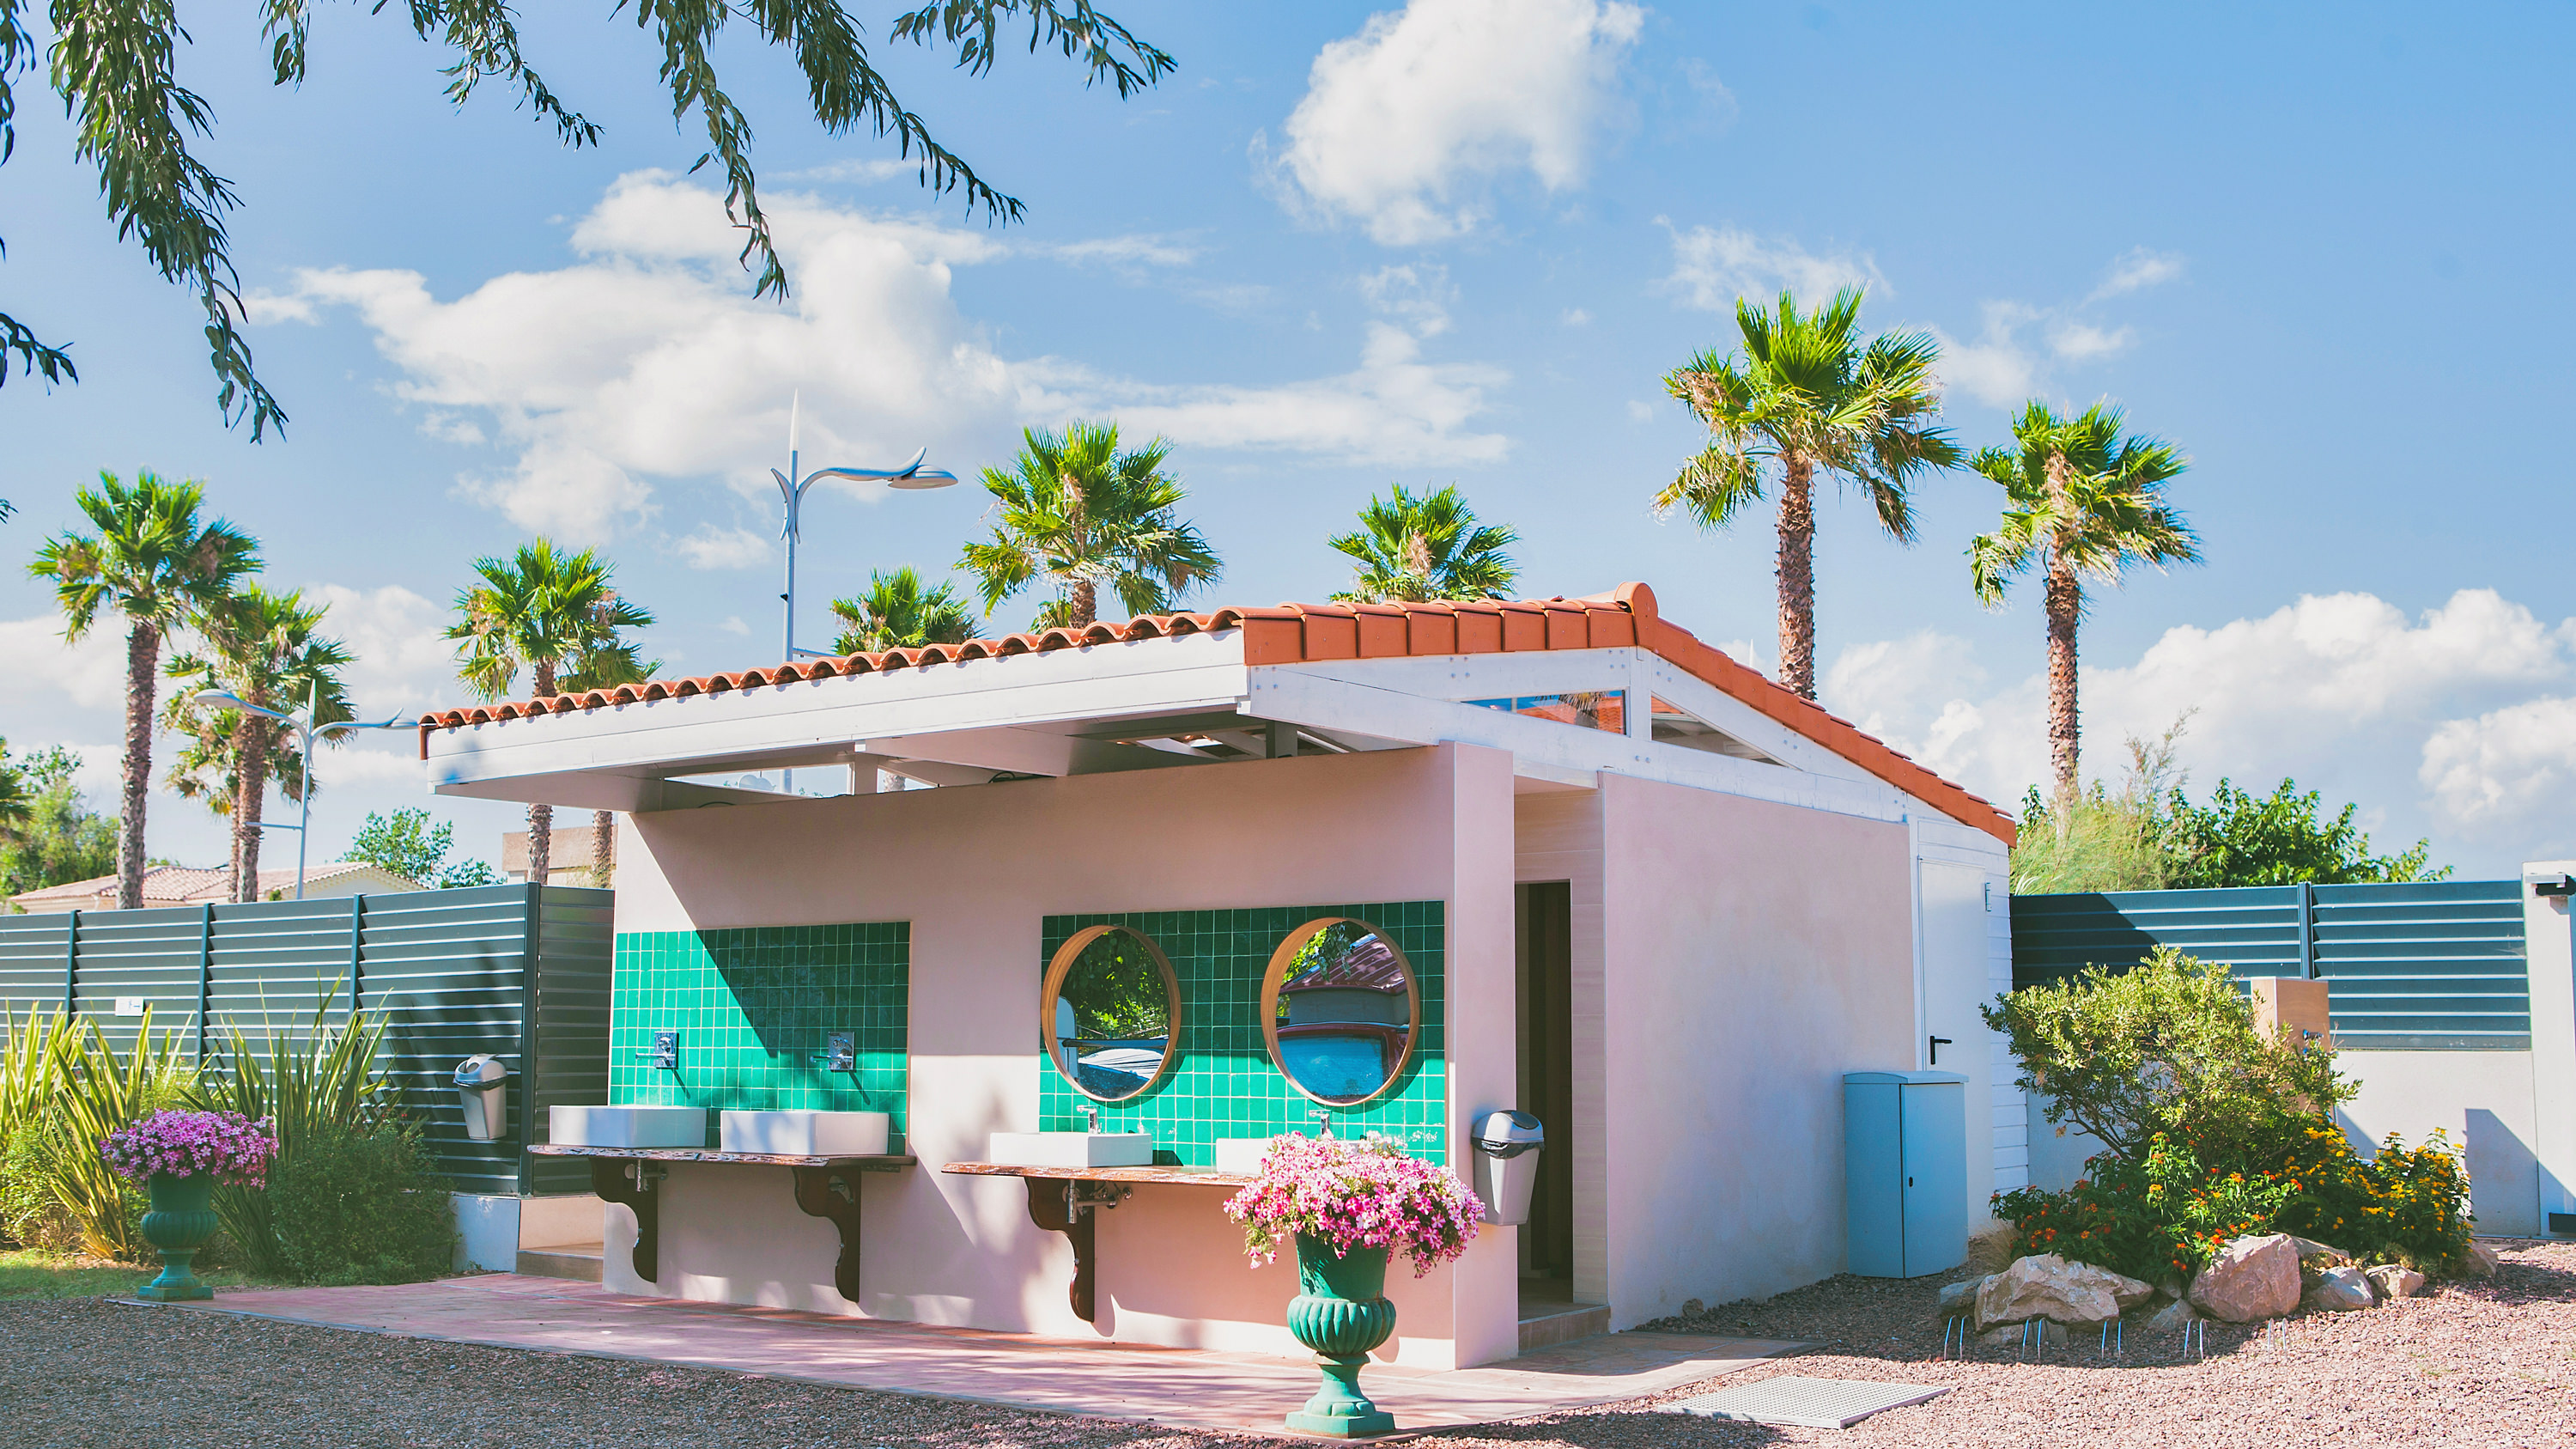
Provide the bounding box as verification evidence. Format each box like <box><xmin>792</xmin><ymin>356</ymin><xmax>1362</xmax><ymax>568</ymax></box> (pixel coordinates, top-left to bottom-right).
<box><xmin>1596</xmin><ymin>772</ymin><xmax>1916</xmax><ymax>1328</ymax></box>
<box><xmin>601</xmin><ymin>742</ymin><xmax>1520</xmax><ymax>1368</ymax></box>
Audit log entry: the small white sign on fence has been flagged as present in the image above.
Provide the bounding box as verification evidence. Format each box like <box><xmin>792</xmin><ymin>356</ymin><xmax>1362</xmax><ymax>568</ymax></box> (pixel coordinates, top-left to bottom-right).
<box><xmin>112</xmin><ymin>996</ymin><xmax>144</xmax><ymax>1018</ymax></box>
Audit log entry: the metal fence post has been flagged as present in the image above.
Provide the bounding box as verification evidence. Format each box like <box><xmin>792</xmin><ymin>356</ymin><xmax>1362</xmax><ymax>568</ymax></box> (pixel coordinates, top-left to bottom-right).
<box><xmin>2298</xmin><ymin>881</ymin><xmax>2318</xmax><ymax>979</ymax></box>
<box><xmin>197</xmin><ymin>903</ymin><xmax>215</xmax><ymax>1064</ymax></box>
<box><xmin>62</xmin><ymin>909</ymin><xmax>77</xmax><ymax>1015</ymax></box>
<box><xmin>517</xmin><ymin>882</ymin><xmax>543</xmax><ymax>1195</ymax></box>
<box><xmin>349</xmin><ymin>893</ymin><xmax>365</xmax><ymax>1008</ymax></box>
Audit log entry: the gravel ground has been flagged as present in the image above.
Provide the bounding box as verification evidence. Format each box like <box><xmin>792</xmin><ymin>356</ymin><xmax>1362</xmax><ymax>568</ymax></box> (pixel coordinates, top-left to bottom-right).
<box><xmin>4</xmin><ymin>1240</ymin><xmax>2570</xmax><ymax>1448</ymax></box>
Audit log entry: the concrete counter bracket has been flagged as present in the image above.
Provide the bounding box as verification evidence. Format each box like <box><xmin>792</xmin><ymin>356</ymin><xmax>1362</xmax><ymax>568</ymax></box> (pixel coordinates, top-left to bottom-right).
<box><xmin>530</xmin><ymin>1145</ymin><xmax>916</xmax><ymax>1299</ymax></box>
<box><xmin>944</xmin><ymin>1161</ymin><xmax>1253</xmax><ymax>1327</ymax></box>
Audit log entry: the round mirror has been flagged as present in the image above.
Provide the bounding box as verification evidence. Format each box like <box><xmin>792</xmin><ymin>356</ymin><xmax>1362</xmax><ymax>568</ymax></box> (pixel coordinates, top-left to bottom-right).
<box><xmin>1042</xmin><ymin>925</ymin><xmax>1182</xmax><ymax>1102</ymax></box>
<box><xmin>1261</xmin><ymin>918</ymin><xmax>1420</xmax><ymax>1106</ymax></box>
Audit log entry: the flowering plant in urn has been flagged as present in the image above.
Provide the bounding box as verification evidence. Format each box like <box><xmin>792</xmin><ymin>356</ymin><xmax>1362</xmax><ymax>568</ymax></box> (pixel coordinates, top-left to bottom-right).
<box><xmin>102</xmin><ymin>1110</ymin><xmax>278</xmax><ymax>1303</ymax></box>
<box><xmin>1224</xmin><ymin>1132</ymin><xmax>1481</xmax><ymax>1276</ymax></box>
<box><xmin>102</xmin><ymin>1110</ymin><xmax>279</xmax><ymax>1187</ymax></box>
<box><xmin>1225</xmin><ymin>1135</ymin><xmax>1482</xmax><ymax>1438</ymax></box>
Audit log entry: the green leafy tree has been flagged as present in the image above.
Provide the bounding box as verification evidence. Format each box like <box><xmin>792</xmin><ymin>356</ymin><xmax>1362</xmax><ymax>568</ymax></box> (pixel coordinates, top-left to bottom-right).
<box><xmin>0</xmin><ymin>746</ymin><xmax>118</xmax><ymax>902</ymax></box>
<box><xmin>830</xmin><ymin>567</ymin><xmax>976</xmax><ymax>654</ymax></box>
<box><xmin>339</xmin><ymin>807</ymin><xmax>502</xmax><ymax>890</ymax></box>
<box><xmin>161</xmin><ymin>586</ymin><xmax>352</xmax><ymax>902</ymax></box>
<box><xmin>1970</xmin><ymin>400</ymin><xmax>2198</xmax><ymax>812</ymax></box>
<box><xmin>1328</xmin><ymin>484</ymin><xmax>1517</xmax><ymax>604</ymax></box>
<box><xmin>0</xmin><ymin>2</ymin><xmax>1172</xmax><ymax>433</ymax></box>
<box><xmin>959</xmin><ymin>420</ymin><xmax>1220</xmax><ymax>629</ymax></box>
<box><xmin>1984</xmin><ymin>947</ymin><xmax>2354</xmax><ymax>1166</ymax></box>
<box><xmin>2167</xmin><ymin>779</ymin><xmax>2445</xmax><ymax>887</ymax></box>
<box><xmin>28</xmin><ymin>472</ymin><xmax>260</xmax><ymax>908</ymax></box>
<box><xmin>1661</xmin><ymin>288</ymin><xmax>1959</xmax><ymax>699</ymax></box>
<box><xmin>446</xmin><ymin>542</ymin><xmax>653</xmax><ymax>887</ymax></box>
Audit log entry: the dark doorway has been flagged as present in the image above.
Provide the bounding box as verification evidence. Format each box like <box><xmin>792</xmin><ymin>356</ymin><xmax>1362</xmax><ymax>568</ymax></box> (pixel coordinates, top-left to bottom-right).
<box><xmin>1516</xmin><ymin>882</ymin><xmax>1575</xmax><ymax>1288</ymax></box>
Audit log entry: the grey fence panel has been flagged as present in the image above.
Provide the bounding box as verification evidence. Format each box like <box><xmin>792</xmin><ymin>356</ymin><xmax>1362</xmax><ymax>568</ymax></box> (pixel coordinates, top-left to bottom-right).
<box><xmin>8</xmin><ymin>884</ymin><xmax>615</xmax><ymax>1196</ymax></box>
<box><xmin>0</xmin><ymin>913</ymin><xmax>76</xmax><ymax>1014</ymax></box>
<box><xmin>68</xmin><ymin>907</ymin><xmax>207</xmax><ymax>1056</ymax></box>
<box><xmin>527</xmin><ymin>888</ymin><xmax>616</xmax><ymax>1195</ymax></box>
<box><xmin>2011</xmin><ymin>880</ymin><xmax>2530</xmax><ymax>1050</ymax></box>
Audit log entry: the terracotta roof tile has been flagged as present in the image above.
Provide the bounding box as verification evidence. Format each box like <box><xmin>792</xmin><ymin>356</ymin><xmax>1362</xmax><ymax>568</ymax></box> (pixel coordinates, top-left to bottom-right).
<box><xmin>417</xmin><ymin>582</ymin><xmax>2014</xmax><ymax>845</ymax></box>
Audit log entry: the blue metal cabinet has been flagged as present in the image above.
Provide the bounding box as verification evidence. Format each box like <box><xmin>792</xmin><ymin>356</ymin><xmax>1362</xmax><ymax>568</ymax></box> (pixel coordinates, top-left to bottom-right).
<box><xmin>1844</xmin><ymin>1070</ymin><xmax>1967</xmax><ymax>1279</ymax></box>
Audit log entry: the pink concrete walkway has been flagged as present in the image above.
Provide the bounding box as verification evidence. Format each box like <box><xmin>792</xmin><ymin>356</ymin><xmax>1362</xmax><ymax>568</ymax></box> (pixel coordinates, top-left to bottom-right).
<box><xmin>159</xmin><ymin>1274</ymin><xmax>1803</xmax><ymax>1438</ymax></box>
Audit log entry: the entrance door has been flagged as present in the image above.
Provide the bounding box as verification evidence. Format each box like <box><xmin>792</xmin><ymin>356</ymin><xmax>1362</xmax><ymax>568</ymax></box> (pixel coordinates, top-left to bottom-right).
<box><xmin>1516</xmin><ymin>882</ymin><xmax>1575</xmax><ymax>1283</ymax></box>
<box><xmin>1920</xmin><ymin>861</ymin><xmax>1997</xmax><ymax>1227</ymax></box>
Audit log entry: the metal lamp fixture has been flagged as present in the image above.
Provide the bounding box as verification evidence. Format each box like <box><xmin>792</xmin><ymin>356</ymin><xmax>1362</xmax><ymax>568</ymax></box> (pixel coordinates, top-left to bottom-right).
<box><xmin>771</xmin><ymin>391</ymin><xmax>959</xmax><ymax>793</ymax></box>
<box><xmin>191</xmin><ymin>682</ymin><xmax>413</xmax><ymax>900</ymax></box>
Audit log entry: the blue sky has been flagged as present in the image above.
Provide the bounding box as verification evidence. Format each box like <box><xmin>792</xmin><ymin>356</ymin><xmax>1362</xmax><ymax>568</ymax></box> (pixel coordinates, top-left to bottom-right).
<box><xmin>5</xmin><ymin>1</ymin><xmax>2573</xmax><ymax>879</ymax></box>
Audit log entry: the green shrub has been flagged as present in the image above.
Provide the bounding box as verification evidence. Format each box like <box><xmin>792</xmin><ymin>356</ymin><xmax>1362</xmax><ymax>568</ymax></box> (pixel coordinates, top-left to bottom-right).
<box><xmin>268</xmin><ymin>1119</ymin><xmax>454</xmax><ymax>1285</ymax></box>
<box><xmin>1983</xmin><ymin>947</ymin><xmax>2352</xmax><ymax>1164</ymax></box>
<box><xmin>191</xmin><ymin>994</ymin><xmax>393</xmax><ymax>1275</ymax></box>
<box><xmin>43</xmin><ymin>1012</ymin><xmax>196</xmax><ymax>1261</ymax></box>
<box><xmin>2273</xmin><ymin>1123</ymin><xmax>2474</xmax><ymax>1275</ymax></box>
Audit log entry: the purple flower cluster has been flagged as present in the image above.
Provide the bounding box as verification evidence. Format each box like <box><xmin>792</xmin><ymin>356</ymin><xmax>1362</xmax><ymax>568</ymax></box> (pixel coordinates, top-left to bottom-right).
<box><xmin>1224</xmin><ymin>1133</ymin><xmax>1482</xmax><ymax>1278</ymax></box>
<box><xmin>100</xmin><ymin>1109</ymin><xmax>279</xmax><ymax>1188</ymax></box>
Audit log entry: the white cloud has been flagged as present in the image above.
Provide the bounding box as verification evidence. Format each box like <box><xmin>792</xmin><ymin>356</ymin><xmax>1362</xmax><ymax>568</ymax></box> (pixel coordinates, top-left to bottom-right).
<box><xmin>258</xmin><ymin>171</ymin><xmax>1514</xmax><ymax>538</ymax></box>
<box><xmin>302</xmin><ymin>583</ymin><xmax>460</xmax><ymax>718</ymax></box>
<box><xmin>1661</xmin><ymin>222</ymin><xmax>1884</xmax><ymax>312</ymax></box>
<box><xmin>1044</xmin><ymin>234</ymin><xmax>1202</xmax><ymax>270</ymax></box>
<box><xmin>1562</xmin><ymin>307</ymin><xmax>1592</xmax><ymax>326</ymax></box>
<box><xmin>673</xmin><ymin>524</ymin><xmax>775</xmax><ymax>571</ymax></box>
<box><xmin>1823</xmin><ymin>589</ymin><xmax>2576</xmax><ymax>872</ymax></box>
<box><xmin>783</xmin><ymin>158</ymin><xmax>925</xmax><ymax>184</ymax></box>
<box><xmin>2092</xmin><ymin>247</ymin><xmax>2187</xmax><ymax>300</ymax></box>
<box><xmin>1625</xmin><ymin>399</ymin><xmax>1656</xmax><ymax>423</ymax></box>
<box><xmin>2047</xmin><ymin>320</ymin><xmax>2135</xmax><ymax>362</ymax></box>
<box><xmin>0</xmin><ymin>615</ymin><xmax>128</xmax><ymax>712</ymax></box>
<box><xmin>1052</xmin><ymin>323</ymin><xmax>1510</xmax><ymax>466</ymax></box>
<box><xmin>1267</xmin><ymin>0</ymin><xmax>1643</xmax><ymax>245</ymax></box>
<box><xmin>1930</xmin><ymin>302</ymin><xmax>2044</xmax><ymax>408</ymax></box>
<box><xmin>719</xmin><ymin>616</ymin><xmax>751</xmax><ymax>636</ymax></box>
<box><xmin>1360</xmin><ymin>264</ymin><xmax>1453</xmax><ymax>337</ymax></box>
<box><xmin>1677</xmin><ymin>58</ymin><xmax>1740</xmax><ymax>131</ymax></box>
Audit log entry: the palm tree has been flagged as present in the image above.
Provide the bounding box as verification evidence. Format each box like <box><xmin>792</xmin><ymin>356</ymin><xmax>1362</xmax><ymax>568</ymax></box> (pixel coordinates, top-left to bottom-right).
<box><xmin>445</xmin><ymin>541</ymin><xmax>654</xmax><ymax>886</ymax></box>
<box><xmin>1660</xmin><ymin>288</ymin><xmax>1960</xmax><ymax>699</ymax></box>
<box><xmin>1328</xmin><ymin>484</ymin><xmax>1518</xmax><ymax>604</ymax></box>
<box><xmin>829</xmin><ymin>568</ymin><xmax>976</xmax><ymax>654</ymax></box>
<box><xmin>29</xmin><ymin>472</ymin><xmax>260</xmax><ymax>908</ymax></box>
<box><xmin>958</xmin><ymin>420</ymin><xmax>1220</xmax><ymax>629</ymax></box>
<box><xmin>1969</xmin><ymin>400</ymin><xmax>2198</xmax><ymax>813</ymax></box>
<box><xmin>163</xmin><ymin>587</ymin><xmax>353</xmax><ymax>901</ymax></box>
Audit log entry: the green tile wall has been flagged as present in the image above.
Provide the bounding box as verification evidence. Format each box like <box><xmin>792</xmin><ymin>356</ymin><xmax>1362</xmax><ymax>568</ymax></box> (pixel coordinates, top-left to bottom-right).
<box><xmin>610</xmin><ymin>923</ymin><xmax>908</xmax><ymax>1148</ymax></box>
<box><xmin>1039</xmin><ymin>902</ymin><xmax>1447</xmax><ymax>1166</ymax></box>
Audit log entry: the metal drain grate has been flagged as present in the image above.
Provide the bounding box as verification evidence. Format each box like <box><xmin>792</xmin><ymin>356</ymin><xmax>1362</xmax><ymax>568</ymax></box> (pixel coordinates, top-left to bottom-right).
<box><xmin>1661</xmin><ymin>1376</ymin><xmax>1950</xmax><ymax>1428</ymax></box>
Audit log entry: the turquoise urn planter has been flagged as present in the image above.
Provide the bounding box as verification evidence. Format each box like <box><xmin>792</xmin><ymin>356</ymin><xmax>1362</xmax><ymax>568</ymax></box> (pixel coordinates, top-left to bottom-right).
<box><xmin>134</xmin><ymin>1172</ymin><xmax>218</xmax><ymax>1302</ymax></box>
<box><xmin>1283</xmin><ymin>1233</ymin><xmax>1398</xmax><ymax>1437</ymax></box>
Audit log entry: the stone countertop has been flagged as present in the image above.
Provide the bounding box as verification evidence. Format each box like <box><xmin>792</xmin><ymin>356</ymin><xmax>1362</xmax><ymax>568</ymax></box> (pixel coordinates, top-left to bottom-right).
<box><xmin>941</xmin><ymin>1161</ymin><xmax>1255</xmax><ymax>1187</ymax></box>
<box><xmin>528</xmin><ymin>1145</ymin><xmax>917</xmax><ymax>1171</ymax></box>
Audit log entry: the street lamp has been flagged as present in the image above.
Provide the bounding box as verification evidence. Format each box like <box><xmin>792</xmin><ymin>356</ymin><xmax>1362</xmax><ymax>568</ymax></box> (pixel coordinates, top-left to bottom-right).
<box><xmin>193</xmin><ymin>681</ymin><xmax>413</xmax><ymax>901</ymax></box>
<box><xmin>772</xmin><ymin>392</ymin><xmax>959</xmax><ymax>795</ymax></box>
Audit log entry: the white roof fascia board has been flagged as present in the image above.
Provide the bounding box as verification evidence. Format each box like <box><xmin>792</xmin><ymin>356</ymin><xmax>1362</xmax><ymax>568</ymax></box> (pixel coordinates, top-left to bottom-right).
<box><xmin>1629</xmin><ymin>651</ymin><xmax>1875</xmax><ymax>784</ymax></box>
<box><xmin>1248</xmin><ymin>665</ymin><xmax>1908</xmax><ymax>825</ymax></box>
<box><xmin>1912</xmin><ymin>813</ymin><xmax>2012</xmax><ymax>867</ymax></box>
<box><xmin>425</xmin><ymin>630</ymin><xmax>1250</xmax><ymax>793</ymax></box>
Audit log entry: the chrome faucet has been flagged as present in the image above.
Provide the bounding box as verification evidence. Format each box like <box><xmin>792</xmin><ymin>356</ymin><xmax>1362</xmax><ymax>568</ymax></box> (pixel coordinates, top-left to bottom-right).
<box><xmin>1080</xmin><ymin>1105</ymin><xmax>1101</xmax><ymax>1133</ymax></box>
<box><xmin>1309</xmin><ymin>1107</ymin><xmax>1334</xmax><ymax>1140</ymax></box>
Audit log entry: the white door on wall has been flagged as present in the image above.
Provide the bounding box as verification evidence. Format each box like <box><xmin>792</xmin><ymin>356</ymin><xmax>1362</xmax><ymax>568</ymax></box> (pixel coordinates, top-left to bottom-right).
<box><xmin>1920</xmin><ymin>861</ymin><xmax>1999</xmax><ymax>1227</ymax></box>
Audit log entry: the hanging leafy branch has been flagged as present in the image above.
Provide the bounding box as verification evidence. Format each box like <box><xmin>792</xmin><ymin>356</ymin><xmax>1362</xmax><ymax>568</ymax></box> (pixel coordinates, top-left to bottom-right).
<box><xmin>2</xmin><ymin>0</ymin><xmax>1172</xmax><ymax>433</ymax></box>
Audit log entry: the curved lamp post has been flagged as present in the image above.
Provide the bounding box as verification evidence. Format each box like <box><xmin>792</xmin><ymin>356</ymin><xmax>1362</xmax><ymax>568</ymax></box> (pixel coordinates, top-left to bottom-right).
<box><xmin>192</xmin><ymin>682</ymin><xmax>413</xmax><ymax>900</ymax></box>
<box><xmin>772</xmin><ymin>393</ymin><xmax>959</xmax><ymax>793</ymax></box>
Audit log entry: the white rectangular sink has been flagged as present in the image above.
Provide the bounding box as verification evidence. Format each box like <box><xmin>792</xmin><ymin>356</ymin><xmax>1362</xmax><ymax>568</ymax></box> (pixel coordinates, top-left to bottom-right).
<box><xmin>987</xmin><ymin>1130</ymin><xmax>1155</xmax><ymax>1168</ymax></box>
<box><xmin>1214</xmin><ymin>1135</ymin><xmax>1292</xmax><ymax>1175</ymax></box>
<box><xmin>550</xmin><ymin>1105</ymin><xmax>707</xmax><ymax>1149</ymax></box>
<box><xmin>721</xmin><ymin>1109</ymin><xmax>890</xmax><ymax>1157</ymax></box>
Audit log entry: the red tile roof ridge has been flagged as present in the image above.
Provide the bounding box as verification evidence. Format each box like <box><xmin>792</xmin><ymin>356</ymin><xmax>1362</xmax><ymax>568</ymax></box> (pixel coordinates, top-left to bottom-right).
<box><xmin>416</xmin><ymin>580</ymin><xmax>2013</xmax><ymax>845</ymax></box>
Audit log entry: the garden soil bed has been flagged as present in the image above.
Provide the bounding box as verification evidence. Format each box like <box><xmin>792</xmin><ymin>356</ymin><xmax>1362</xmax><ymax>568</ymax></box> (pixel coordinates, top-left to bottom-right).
<box><xmin>2</xmin><ymin>1239</ymin><xmax>2568</xmax><ymax>1447</ymax></box>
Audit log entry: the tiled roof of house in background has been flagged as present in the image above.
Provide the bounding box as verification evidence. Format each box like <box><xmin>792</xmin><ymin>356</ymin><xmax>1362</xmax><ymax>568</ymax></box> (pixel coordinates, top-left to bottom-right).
<box><xmin>9</xmin><ymin>861</ymin><xmax>426</xmax><ymax>912</ymax></box>
<box><xmin>416</xmin><ymin>581</ymin><xmax>2014</xmax><ymax>845</ymax></box>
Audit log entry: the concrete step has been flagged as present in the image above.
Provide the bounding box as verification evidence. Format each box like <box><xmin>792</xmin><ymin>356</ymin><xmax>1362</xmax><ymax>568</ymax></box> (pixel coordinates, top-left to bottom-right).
<box><xmin>1517</xmin><ymin>1300</ymin><xmax>1610</xmax><ymax>1352</ymax></box>
<box><xmin>516</xmin><ymin>1243</ymin><xmax>605</xmax><ymax>1282</ymax></box>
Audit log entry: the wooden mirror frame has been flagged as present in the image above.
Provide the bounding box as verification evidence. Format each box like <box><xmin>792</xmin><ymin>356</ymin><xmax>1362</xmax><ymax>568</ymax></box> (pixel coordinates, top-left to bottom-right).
<box><xmin>1259</xmin><ymin>916</ymin><xmax>1422</xmax><ymax>1109</ymax></box>
<box><xmin>1040</xmin><ymin>924</ymin><xmax>1184</xmax><ymax>1104</ymax></box>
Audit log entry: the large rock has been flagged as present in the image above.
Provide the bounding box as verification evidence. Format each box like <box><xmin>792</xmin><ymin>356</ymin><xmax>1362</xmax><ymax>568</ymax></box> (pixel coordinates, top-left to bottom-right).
<box><xmin>2304</xmin><ymin>1263</ymin><xmax>2376</xmax><ymax>1312</ymax></box>
<box><xmin>2366</xmin><ymin>1264</ymin><xmax>2426</xmax><ymax>1300</ymax></box>
<box><xmin>2458</xmin><ymin>1241</ymin><xmax>2501</xmax><ymax>1279</ymax></box>
<box><xmin>2187</xmin><ymin>1234</ymin><xmax>2303</xmax><ymax>1322</ymax></box>
<box><xmin>1935</xmin><ymin>1275</ymin><xmax>1990</xmax><ymax>1321</ymax></box>
<box><xmin>1974</xmin><ymin>1254</ymin><xmax>2153</xmax><ymax>1329</ymax></box>
<box><xmin>2287</xmin><ymin>1237</ymin><xmax>2355</xmax><ymax>1286</ymax></box>
<box><xmin>2145</xmin><ymin>1298</ymin><xmax>2199</xmax><ymax>1335</ymax></box>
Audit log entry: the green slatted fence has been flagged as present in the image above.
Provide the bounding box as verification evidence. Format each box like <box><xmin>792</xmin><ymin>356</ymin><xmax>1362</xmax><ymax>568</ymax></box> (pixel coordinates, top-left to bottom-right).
<box><xmin>0</xmin><ymin>883</ymin><xmax>612</xmax><ymax>1194</ymax></box>
<box><xmin>2011</xmin><ymin>880</ymin><xmax>2529</xmax><ymax>1050</ymax></box>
